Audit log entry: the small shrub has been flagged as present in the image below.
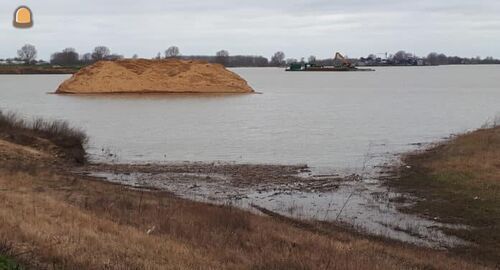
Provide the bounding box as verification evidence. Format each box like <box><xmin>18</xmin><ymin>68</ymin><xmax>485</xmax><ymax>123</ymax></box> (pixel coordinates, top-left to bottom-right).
<box><xmin>0</xmin><ymin>110</ymin><xmax>88</xmax><ymax>163</ymax></box>
<box><xmin>0</xmin><ymin>111</ymin><xmax>25</xmax><ymax>130</ymax></box>
<box><xmin>0</xmin><ymin>239</ymin><xmax>20</xmax><ymax>270</ymax></box>
<box><xmin>481</xmin><ymin>114</ymin><xmax>500</xmax><ymax>128</ymax></box>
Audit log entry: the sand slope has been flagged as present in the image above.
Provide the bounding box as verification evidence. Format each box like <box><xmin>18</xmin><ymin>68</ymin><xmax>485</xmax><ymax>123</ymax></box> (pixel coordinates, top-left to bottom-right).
<box><xmin>56</xmin><ymin>59</ymin><xmax>254</xmax><ymax>94</ymax></box>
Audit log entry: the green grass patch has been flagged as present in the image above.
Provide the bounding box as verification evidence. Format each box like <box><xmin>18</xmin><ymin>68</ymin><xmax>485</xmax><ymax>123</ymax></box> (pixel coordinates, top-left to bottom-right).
<box><xmin>0</xmin><ymin>255</ymin><xmax>20</xmax><ymax>270</ymax></box>
<box><xmin>388</xmin><ymin>127</ymin><xmax>500</xmax><ymax>265</ymax></box>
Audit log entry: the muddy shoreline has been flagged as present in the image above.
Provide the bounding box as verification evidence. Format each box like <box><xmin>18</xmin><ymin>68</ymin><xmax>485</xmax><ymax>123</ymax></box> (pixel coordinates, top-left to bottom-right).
<box><xmin>79</xmin><ymin>162</ymin><xmax>348</xmax><ymax>192</ymax></box>
<box><xmin>380</xmin><ymin>126</ymin><xmax>500</xmax><ymax>265</ymax></box>
<box><xmin>0</xmin><ymin>111</ymin><xmax>492</xmax><ymax>269</ymax></box>
<box><xmin>71</xmin><ymin>159</ymin><xmax>470</xmax><ymax>250</ymax></box>
<box><xmin>0</xmin><ymin>108</ymin><xmax>471</xmax><ymax>251</ymax></box>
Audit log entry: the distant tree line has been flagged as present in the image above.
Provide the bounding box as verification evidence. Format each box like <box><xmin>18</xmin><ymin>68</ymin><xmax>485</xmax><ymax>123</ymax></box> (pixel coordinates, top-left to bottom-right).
<box><xmin>50</xmin><ymin>46</ymin><xmax>124</xmax><ymax>66</ymax></box>
<box><xmin>424</xmin><ymin>52</ymin><xmax>500</xmax><ymax>65</ymax></box>
<box><xmin>51</xmin><ymin>45</ymin><xmax>271</xmax><ymax>67</ymax></box>
<box><xmin>3</xmin><ymin>44</ymin><xmax>500</xmax><ymax>67</ymax></box>
<box><xmin>356</xmin><ymin>50</ymin><xmax>500</xmax><ymax>66</ymax></box>
<box><xmin>3</xmin><ymin>44</ymin><xmax>281</xmax><ymax>67</ymax></box>
<box><xmin>181</xmin><ymin>54</ymin><xmax>269</xmax><ymax>67</ymax></box>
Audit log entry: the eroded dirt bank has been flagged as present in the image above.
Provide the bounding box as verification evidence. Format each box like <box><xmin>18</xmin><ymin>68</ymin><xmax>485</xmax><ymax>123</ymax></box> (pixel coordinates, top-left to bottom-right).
<box><xmin>56</xmin><ymin>59</ymin><xmax>254</xmax><ymax>94</ymax></box>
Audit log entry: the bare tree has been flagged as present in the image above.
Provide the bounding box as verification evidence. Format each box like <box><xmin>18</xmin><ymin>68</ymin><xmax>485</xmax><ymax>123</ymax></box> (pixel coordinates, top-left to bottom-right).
<box><xmin>81</xmin><ymin>53</ymin><xmax>92</xmax><ymax>64</ymax></box>
<box><xmin>91</xmin><ymin>46</ymin><xmax>111</xmax><ymax>61</ymax></box>
<box><xmin>392</xmin><ymin>50</ymin><xmax>412</xmax><ymax>62</ymax></box>
<box><xmin>132</xmin><ymin>54</ymin><xmax>139</xmax><ymax>59</ymax></box>
<box><xmin>215</xmin><ymin>50</ymin><xmax>230</xmax><ymax>66</ymax></box>
<box><xmin>165</xmin><ymin>46</ymin><xmax>180</xmax><ymax>58</ymax></box>
<box><xmin>308</xmin><ymin>55</ymin><xmax>316</xmax><ymax>64</ymax></box>
<box><xmin>17</xmin><ymin>44</ymin><xmax>37</xmax><ymax>64</ymax></box>
<box><xmin>51</xmin><ymin>48</ymin><xmax>79</xmax><ymax>65</ymax></box>
<box><xmin>270</xmin><ymin>51</ymin><xmax>286</xmax><ymax>67</ymax></box>
<box><xmin>437</xmin><ymin>53</ymin><xmax>449</xmax><ymax>65</ymax></box>
<box><xmin>286</xmin><ymin>58</ymin><xmax>298</xmax><ymax>65</ymax></box>
<box><xmin>427</xmin><ymin>52</ymin><xmax>439</xmax><ymax>65</ymax></box>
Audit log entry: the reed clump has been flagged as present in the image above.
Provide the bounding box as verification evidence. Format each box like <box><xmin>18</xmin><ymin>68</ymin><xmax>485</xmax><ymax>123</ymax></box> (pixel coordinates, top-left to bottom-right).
<box><xmin>0</xmin><ymin>110</ymin><xmax>87</xmax><ymax>163</ymax></box>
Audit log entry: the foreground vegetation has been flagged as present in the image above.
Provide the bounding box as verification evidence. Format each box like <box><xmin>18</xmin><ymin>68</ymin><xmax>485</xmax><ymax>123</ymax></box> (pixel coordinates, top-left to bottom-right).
<box><xmin>0</xmin><ymin>111</ymin><xmax>87</xmax><ymax>163</ymax></box>
<box><xmin>0</xmin><ymin>255</ymin><xmax>20</xmax><ymax>270</ymax></box>
<box><xmin>0</xmin><ymin>112</ymin><xmax>493</xmax><ymax>269</ymax></box>
<box><xmin>389</xmin><ymin>124</ymin><xmax>500</xmax><ymax>265</ymax></box>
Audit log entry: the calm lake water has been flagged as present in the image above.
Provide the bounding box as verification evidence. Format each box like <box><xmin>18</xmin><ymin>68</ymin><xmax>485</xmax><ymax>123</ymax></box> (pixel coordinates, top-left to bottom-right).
<box><xmin>1</xmin><ymin>66</ymin><xmax>499</xmax><ymax>171</ymax></box>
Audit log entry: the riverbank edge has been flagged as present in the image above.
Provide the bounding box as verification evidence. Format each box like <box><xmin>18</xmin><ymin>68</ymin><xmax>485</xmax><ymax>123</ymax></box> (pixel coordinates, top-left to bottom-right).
<box><xmin>0</xmin><ymin>65</ymin><xmax>79</xmax><ymax>75</ymax></box>
<box><xmin>0</xmin><ymin>112</ymin><xmax>491</xmax><ymax>269</ymax></box>
<box><xmin>383</xmin><ymin>125</ymin><xmax>500</xmax><ymax>265</ymax></box>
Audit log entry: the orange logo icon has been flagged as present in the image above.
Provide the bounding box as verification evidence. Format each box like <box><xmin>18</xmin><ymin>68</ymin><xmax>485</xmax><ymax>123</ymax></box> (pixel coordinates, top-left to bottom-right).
<box><xmin>13</xmin><ymin>6</ymin><xmax>33</xmax><ymax>28</ymax></box>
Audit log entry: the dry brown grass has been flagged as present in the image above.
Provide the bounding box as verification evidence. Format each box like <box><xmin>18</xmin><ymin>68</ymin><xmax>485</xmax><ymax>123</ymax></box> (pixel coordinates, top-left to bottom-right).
<box><xmin>0</xmin><ymin>110</ymin><xmax>87</xmax><ymax>164</ymax></box>
<box><xmin>391</xmin><ymin>126</ymin><xmax>500</xmax><ymax>264</ymax></box>
<box><xmin>0</xmin><ymin>114</ymin><xmax>495</xmax><ymax>269</ymax></box>
<box><xmin>0</xmin><ymin>141</ymin><xmax>491</xmax><ymax>269</ymax></box>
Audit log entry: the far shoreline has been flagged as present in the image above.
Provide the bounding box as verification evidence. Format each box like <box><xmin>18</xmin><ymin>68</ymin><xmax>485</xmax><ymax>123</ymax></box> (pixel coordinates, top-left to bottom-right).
<box><xmin>2</xmin><ymin>63</ymin><xmax>500</xmax><ymax>76</ymax></box>
<box><xmin>0</xmin><ymin>65</ymin><xmax>78</xmax><ymax>74</ymax></box>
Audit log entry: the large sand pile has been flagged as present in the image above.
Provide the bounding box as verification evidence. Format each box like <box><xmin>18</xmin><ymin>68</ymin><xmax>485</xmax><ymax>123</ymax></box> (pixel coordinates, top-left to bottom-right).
<box><xmin>56</xmin><ymin>59</ymin><xmax>254</xmax><ymax>94</ymax></box>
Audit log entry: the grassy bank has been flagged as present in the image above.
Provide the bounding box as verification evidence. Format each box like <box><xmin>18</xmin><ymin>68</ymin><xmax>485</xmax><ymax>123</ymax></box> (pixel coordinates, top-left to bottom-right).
<box><xmin>0</xmin><ymin>112</ymin><xmax>492</xmax><ymax>269</ymax></box>
<box><xmin>0</xmin><ymin>111</ymin><xmax>87</xmax><ymax>164</ymax></box>
<box><xmin>389</xmin><ymin>125</ymin><xmax>500</xmax><ymax>264</ymax></box>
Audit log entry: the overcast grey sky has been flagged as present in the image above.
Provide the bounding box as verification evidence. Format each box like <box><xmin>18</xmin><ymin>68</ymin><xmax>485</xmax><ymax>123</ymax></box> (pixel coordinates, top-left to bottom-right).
<box><xmin>1</xmin><ymin>0</ymin><xmax>499</xmax><ymax>60</ymax></box>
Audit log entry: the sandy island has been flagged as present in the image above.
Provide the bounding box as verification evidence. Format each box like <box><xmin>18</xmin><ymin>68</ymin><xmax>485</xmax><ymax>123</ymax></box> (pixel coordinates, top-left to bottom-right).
<box><xmin>56</xmin><ymin>59</ymin><xmax>255</xmax><ymax>94</ymax></box>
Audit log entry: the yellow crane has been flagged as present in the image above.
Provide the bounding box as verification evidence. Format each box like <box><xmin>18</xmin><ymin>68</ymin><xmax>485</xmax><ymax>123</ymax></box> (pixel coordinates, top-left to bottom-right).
<box><xmin>334</xmin><ymin>52</ymin><xmax>354</xmax><ymax>68</ymax></box>
<box><xmin>286</xmin><ymin>51</ymin><xmax>373</xmax><ymax>72</ymax></box>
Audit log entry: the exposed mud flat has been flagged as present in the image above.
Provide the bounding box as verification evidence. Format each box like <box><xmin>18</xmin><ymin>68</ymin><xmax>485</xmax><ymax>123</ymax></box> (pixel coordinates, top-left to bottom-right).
<box><xmin>78</xmin><ymin>159</ymin><xmax>469</xmax><ymax>249</ymax></box>
<box><xmin>56</xmin><ymin>59</ymin><xmax>255</xmax><ymax>94</ymax></box>
<box><xmin>1</xmin><ymin>133</ymin><xmax>486</xmax><ymax>270</ymax></box>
